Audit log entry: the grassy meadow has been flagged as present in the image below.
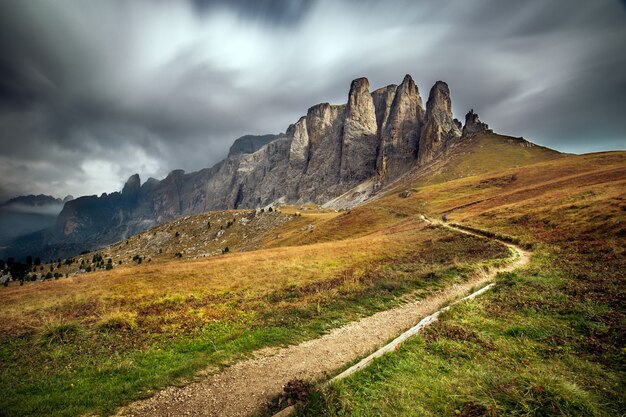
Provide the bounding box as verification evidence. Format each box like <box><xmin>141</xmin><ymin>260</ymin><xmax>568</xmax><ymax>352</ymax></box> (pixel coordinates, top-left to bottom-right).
<box><xmin>296</xmin><ymin>152</ymin><xmax>626</xmax><ymax>416</ymax></box>
<box><xmin>0</xmin><ymin>210</ymin><xmax>509</xmax><ymax>416</ymax></box>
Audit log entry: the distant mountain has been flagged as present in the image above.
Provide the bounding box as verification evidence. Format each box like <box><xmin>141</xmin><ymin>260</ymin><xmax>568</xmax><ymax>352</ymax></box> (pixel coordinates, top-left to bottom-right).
<box><xmin>0</xmin><ymin>75</ymin><xmax>559</xmax><ymax>261</ymax></box>
<box><xmin>228</xmin><ymin>134</ymin><xmax>284</xmax><ymax>157</ymax></box>
<box><xmin>0</xmin><ymin>194</ymin><xmax>73</xmax><ymax>243</ymax></box>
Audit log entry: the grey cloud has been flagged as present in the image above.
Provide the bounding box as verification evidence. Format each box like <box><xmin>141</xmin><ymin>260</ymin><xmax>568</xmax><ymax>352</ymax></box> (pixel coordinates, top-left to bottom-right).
<box><xmin>0</xmin><ymin>202</ymin><xmax>64</xmax><ymax>216</ymax></box>
<box><xmin>190</xmin><ymin>0</ymin><xmax>315</xmax><ymax>26</ymax></box>
<box><xmin>0</xmin><ymin>0</ymin><xmax>624</xmax><ymax>203</ymax></box>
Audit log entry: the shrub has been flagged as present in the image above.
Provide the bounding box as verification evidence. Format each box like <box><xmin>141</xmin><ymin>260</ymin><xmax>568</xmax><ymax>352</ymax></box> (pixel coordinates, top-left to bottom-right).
<box><xmin>97</xmin><ymin>312</ymin><xmax>137</xmax><ymax>332</ymax></box>
<box><xmin>38</xmin><ymin>322</ymin><xmax>82</xmax><ymax>346</ymax></box>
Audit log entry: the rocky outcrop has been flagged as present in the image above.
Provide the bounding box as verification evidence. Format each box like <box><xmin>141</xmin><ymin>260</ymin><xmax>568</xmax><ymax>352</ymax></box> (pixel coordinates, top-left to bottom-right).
<box><xmin>340</xmin><ymin>77</ymin><xmax>378</xmax><ymax>182</ymax></box>
<box><xmin>378</xmin><ymin>74</ymin><xmax>425</xmax><ymax>179</ymax></box>
<box><xmin>122</xmin><ymin>174</ymin><xmax>140</xmax><ymax>198</ymax></box>
<box><xmin>462</xmin><ymin>109</ymin><xmax>492</xmax><ymax>137</ymax></box>
<box><xmin>371</xmin><ymin>84</ymin><xmax>398</xmax><ymax>132</ymax></box>
<box><xmin>296</xmin><ymin>103</ymin><xmax>346</xmax><ymax>200</ymax></box>
<box><xmin>228</xmin><ymin>134</ymin><xmax>282</xmax><ymax>157</ymax></box>
<box><xmin>13</xmin><ymin>74</ymin><xmax>494</xmax><ymax>259</ymax></box>
<box><xmin>286</xmin><ymin>116</ymin><xmax>309</xmax><ymax>175</ymax></box>
<box><xmin>418</xmin><ymin>81</ymin><xmax>461</xmax><ymax>165</ymax></box>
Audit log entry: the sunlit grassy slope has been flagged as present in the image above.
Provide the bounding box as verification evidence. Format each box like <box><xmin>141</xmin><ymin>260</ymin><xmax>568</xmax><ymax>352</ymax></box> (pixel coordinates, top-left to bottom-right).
<box><xmin>297</xmin><ymin>151</ymin><xmax>626</xmax><ymax>416</ymax></box>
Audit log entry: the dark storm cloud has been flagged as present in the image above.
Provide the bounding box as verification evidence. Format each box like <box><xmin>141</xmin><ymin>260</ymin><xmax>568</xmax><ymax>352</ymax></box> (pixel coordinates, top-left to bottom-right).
<box><xmin>0</xmin><ymin>0</ymin><xmax>624</xmax><ymax>203</ymax></box>
<box><xmin>190</xmin><ymin>0</ymin><xmax>314</xmax><ymax>25</ymax></box>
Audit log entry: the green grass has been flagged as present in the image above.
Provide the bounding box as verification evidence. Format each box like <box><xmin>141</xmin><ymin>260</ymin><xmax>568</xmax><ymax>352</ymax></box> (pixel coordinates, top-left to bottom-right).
<box><xmin>294</xmin><ymin>152</ymin><xmax>626</xmax><ymax>417</ymax></box>
<box><xmin>296</xmin><ymin>249</ymin><xmax>625</xmax><ymax>416</ymax></box>
<box><xmin>0</xmin><ymin>230</ymin><xmax>509</xmax><ymax>417</ymax></box>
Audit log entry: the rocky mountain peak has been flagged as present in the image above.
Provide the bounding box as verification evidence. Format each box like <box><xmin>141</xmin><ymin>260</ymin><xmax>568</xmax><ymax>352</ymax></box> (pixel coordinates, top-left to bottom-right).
<box><xmin>418</xmin><ymin>81</ymin><xmax>461</xmax><ymax>165</ymax></box>
<box><xmin>122</xmin><ymin>174</ymin><xmax>140</xmax><ymax>197</ymax></box>
<box><xmin>228</xmin><ymin>134</ymin><xmax>282</xmax><ymax>157</ymax></box>
<box><xmin>166</xmin><ymin>169</ymin><xmax>185</xmax><ymax>178</ymax></box>
<box><xmin>378</xmin><ymin>74</ymin><xmax>425</xmax><ymax>179</ymax></box>
<box><xmin>397</xmin><ymin>74</ymin><xmax>423</xmax><ymax>108</ymax></box>
<box><xmin>463</xmin><ymin>109</ymin><xmax>492</xmax><ymax>137</ymax></box>
<box><xmin>341</xmin><ymin>77</ymin><xmax>378</xmax><ymax>181</ymax></box>
<box><xmin>427</xmin><ymin>81</ymin><xmax>452</xmax><ymax>115</ymax></box>
<box><xmin>345</xmin><ymin>77</ymin><xmax>376</xmax><ymax>127</ymax></box>
<box><xmin>12</xmin><ymin>74</ymin><xmax>500</xmax><ymax>260</ymax></box>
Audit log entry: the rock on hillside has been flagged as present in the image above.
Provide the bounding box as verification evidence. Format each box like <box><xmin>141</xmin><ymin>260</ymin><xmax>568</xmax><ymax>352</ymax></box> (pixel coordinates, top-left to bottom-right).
<box><xmin>463</xmin><ymin>109</ymin><xmax>492</xmax><ymax>137</ymax></box>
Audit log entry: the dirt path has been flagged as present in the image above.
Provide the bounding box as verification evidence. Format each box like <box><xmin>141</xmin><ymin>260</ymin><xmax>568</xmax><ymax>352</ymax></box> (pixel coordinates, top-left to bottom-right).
<box><xmin>116</xmin><ymin>220</ymin><xmax>530</xmax><ymax>417</ymax></box>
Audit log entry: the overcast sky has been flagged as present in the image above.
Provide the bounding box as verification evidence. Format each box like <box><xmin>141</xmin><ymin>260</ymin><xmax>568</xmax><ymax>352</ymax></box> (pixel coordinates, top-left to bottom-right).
<box><xmin>0</xmin><ymin>0</ymin><xmax>625</xmax><ymax>203</ymax></box>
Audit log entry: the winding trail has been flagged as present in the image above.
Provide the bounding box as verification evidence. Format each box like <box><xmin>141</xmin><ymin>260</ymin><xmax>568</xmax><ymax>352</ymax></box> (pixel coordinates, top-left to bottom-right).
<box><xmin>116</xmin><ymin>219</ymin><xmax>531</xmax><ymax>417</ymax></box>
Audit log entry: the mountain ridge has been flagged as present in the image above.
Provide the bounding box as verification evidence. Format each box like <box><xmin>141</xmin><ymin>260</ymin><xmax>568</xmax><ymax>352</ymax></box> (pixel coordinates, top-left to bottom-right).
<box><xmin>1</xmin><ymin>75</ymin><xmax>554</xmax><ymax>260</ymax></box>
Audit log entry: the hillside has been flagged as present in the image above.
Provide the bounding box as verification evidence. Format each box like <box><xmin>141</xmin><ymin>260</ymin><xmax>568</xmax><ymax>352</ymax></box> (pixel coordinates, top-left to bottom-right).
<box><xmin>0</xmin><ymin>141</ymin><xmax>623</xmax><ymax>416</ymax></box>
<box><xmin>5</xmin><ymin>206</ymin><xmax>343</xmax><ymax>282</ymax></box>
<box><xmin>296</xmin><ymin>151</ymin><xmax>626</xmax><ymax>416</ymax></box>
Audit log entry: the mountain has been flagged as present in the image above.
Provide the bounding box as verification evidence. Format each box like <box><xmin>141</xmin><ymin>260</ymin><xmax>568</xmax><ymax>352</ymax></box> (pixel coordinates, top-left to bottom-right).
<box><xmin>227</xmin><ymin>134</ymin><xmax>284</xmax><ymax>157</ymax></box>
<box><xmin>0</xmin><ymin>194</ymin><xmax>72</xmax><ymax>243</ymax></box>
<box><xmin>1</xmin><ymin>75</ymin><xmax>558</xmax><ymax>260</ymax></box>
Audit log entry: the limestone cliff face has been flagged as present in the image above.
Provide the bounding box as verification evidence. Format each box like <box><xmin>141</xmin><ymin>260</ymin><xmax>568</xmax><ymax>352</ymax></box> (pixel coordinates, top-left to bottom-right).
<box><xmin>378</xmin><ymin>74</ymin><xmax>425</xmax><ymax>179</ymax></box>
<box><xmin>340</xmin><ymin>77</ymin><xmax>378</xmax><ymax>182</ymax></box>
<box><xmin>418</xmin><ymin>81</ymin><xmax>461</xmax><ymax>165</ymax></box>
<box><xmin>371</xmin><ymin>84</ymin><xmax>398</xmax><ymax>133</ymax></box>
<box><xmin>286</xmin><ymin>116</ymin><xmax>309</xmax><ymax>175</ymax></box>
<box><xmin>228</xmin><ymin>134</ymin><xmax>283</xmax><ymax>157</ymax></box>
<box><xmin>300</xmin><ymin>103</ymin><xmax>346</xmax><ymax>200</ymax></box>
<box><xmin>51</xmin><ymin>74</ymin><xmax>489</xmax><ymax>256</ymax></box>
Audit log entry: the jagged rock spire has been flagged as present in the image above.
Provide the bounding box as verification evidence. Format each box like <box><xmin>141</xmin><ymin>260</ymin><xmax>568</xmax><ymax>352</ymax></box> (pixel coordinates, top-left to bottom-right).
<box><xmin>418</xmin><ymin>81</ymin><xmax>461</xmax><ymax>165</ymax></box>
<box><xmin>378</xmin><ymin>74</ymin><xmax>425</xmax><ymax>179</ymax></box>
<box><xmin>122</xmin><ymin>174</ymin><xmax>140</xmax><ymax>197</ymax></box>
<box><xmin>340</xmin><ymin>77</ymin><xmax>378</xmax><ymax>182</ymax></box>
